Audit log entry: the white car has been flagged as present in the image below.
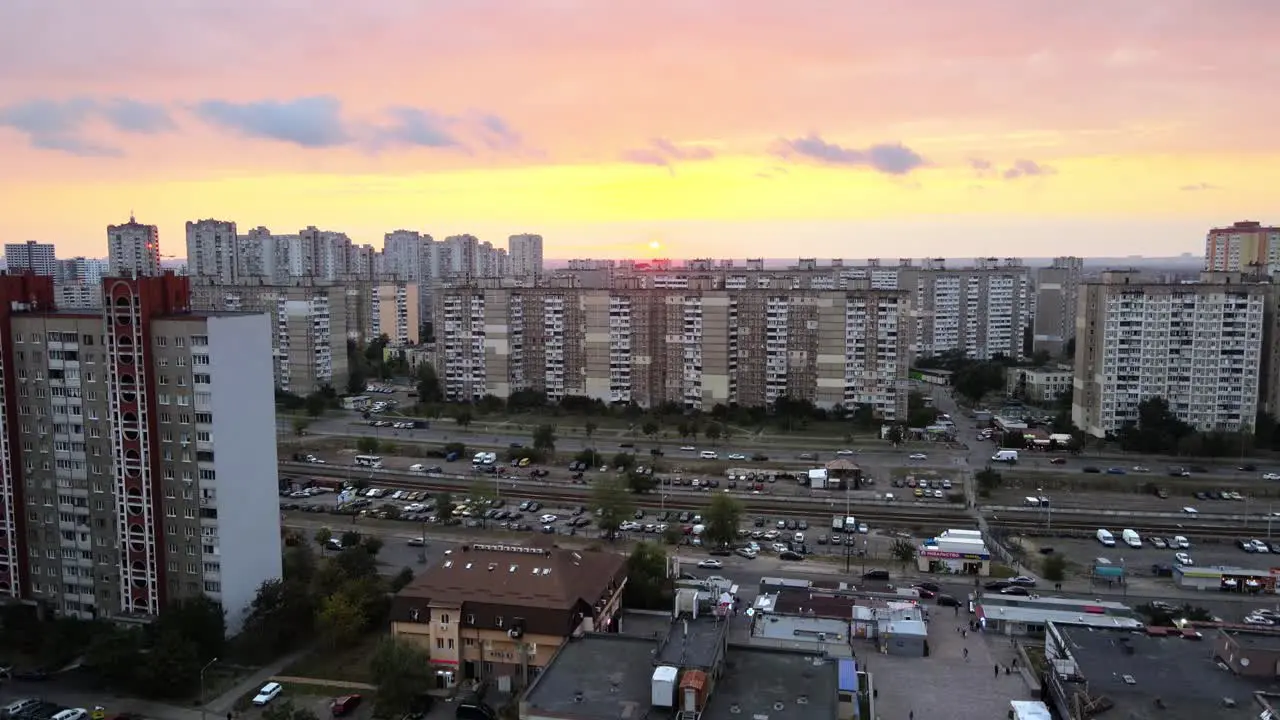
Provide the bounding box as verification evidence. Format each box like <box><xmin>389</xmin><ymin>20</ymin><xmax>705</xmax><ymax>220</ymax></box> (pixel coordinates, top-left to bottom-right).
<box><xmin>409</xmin><ymin>463</ymin><xmax>425</xmax><ymax>473</ymax></box>
<box><xmin>857</xmin><ymin>523</ymin><xmax>869</xmax><ymax>534</ymax></box>
<box><xmin>908</xmin><ymin>453</ymin><xmax>928</xmax><ymax>461</ymax></box>
<box><xmin>836</xmin><ymin>449</ymin><xmax>855</xmax><ymax>456</ymax></box>
<box><xmin>1244</xmin><ymin>614</ymin><xmax>1275</xmax><ymax>625</ymax></box>
<box><xmin>1265</xmin><ymin>473</ymin><xmax>1280</xmax><ymax>481</ymax></box>
<box><xmin>1182</xmin><ymin>506</ymin><xmax>1198</xmax><ymax>514</ymax></box>
<box><xmin>538</xmin><ymin>514</ymin><xmax>559</xmax><ymax>524</ymax></box>
<box><xmin>727</xmin><ymin>453</ymin><xmax>746</xmax><ymax>460</ymax></box>
<box><xmin>680</xmin><ymin>446</ymin><xmax>697</xmax><ymax>451</ymax></box>
<box><xmin>1174</xmin><ymin>552</ymin><xmax>1193</xmax><ymax>566</ymax></box>
<box><xmin>697</xmin><ymin>559</ymin><xmax>723</xmax><ymax>569</ymax></box>
<box><xmin>253</xmin><ymin>682</ymin><xmax>283</xmax><ymax>706</ymax></box>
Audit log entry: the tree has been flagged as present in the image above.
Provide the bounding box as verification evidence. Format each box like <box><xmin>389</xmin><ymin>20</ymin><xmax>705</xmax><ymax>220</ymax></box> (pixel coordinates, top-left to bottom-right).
<box><xmin>390</xmin><ymin>567</ymin><xmax>415</xmax><ymax>593</ymax></box>
<box><xmin>704</xmin><ymin>423</ymin><xmax>722</xmax><ymax>444</ymax></box>
<box><xmin>611</xmin><ymin>452</ymin><xmax>636</xmax><ymax>470</ymax></box>
<box><xmin>889</xmin><ymin>538</ymin><xmax>917</xmax><ymax>569</ymax></box>
<box><xmin>304</xmin><ymin>392</ymin><xmax>328</xmax><ymax>418</ymax></box>
<box><xmin>134</xmin><ymin>626</ymin><xmax>201</xmax><ymax>698</ymax></box>
<box><xmin>314</xmin><ymin>527</ymin><xmax>334</xmax><ymax>554</ymax></box>
<box><xmin>626</xmin><ymin>471</ymin><xmax>657</xmax><ymax>494</ymax></box>
<box><xmin>435</xmin><ymin>492</ymin><xmax>456</xmax><ymax>522</ymax></box>
<box><xmin>454</xmin><ymin>409</ymin><xmax>473</xmax><ymax>430</ymax></box>
<box><xmin>356</xmin><ymin>436</ymin><xmax>381</xmax><ymax>455</ymax></box>
<box><xmin>623</xmin><ymin>542</ymin><xmax>670</xmax><ymax>609</ymax></box>
<box><xmin>592</xmin><ymin>477</ymin><xmax>634</xmax><ymax>540</ymax></box>
<box><xmin>975</xmin><ymin>468</ymin><xmax>1003</xmax><ymax>496</ymax></box>
<box><xmin>317</xmin><ymin>591</ymin><xmax>366</xmax><ymax>648</ymax></box>
<box><xmin>676</xmin><ymin>422</ymin><xmax>690</xmax><ymax>440</ymax></box>
<box><xmin>642</xmin><ymin>421</ymin><xmax>660</xmax><ymax>439</ymax></box>
<box><xmin>239</xmin><ymin>578</ymin><xmax>316</xmax><ymax>660</ymax></box>
<box><xmin>1041</xmin><ymin>554</ymin><xmax>1067</xmax><ymax>583</ymax></box>
<box><xmin>263</xmin><ymin>700</ymin><xmax>321</xmax><ymax>720</ymax></box>
<box><xmin>1118</xmin><ymin>397</ymin><xmax>1194</xmax><ymax>455</ymax></box>
<box><xmin>885</xmin><ymin>424</ymin><xmax>904</xmax><ymax>446</ymax></box>
<box><xmin>703</xmin><ymin>494</ymin><xmax>742</xmax><ymax>548</ymax></box>
<box><xmin>954</xmin><ymin>361</ymin><xmax>1006</xmax><ymax>404</ymax></box>
<box><xmin>415</xmin><ymin>363</ymin><xmax>443</xmax><ymax>404</ymax></box>
<box><xmin>362</xmin><ymin>535</ymin><xmax>384</xmax><ymax>556</ymax></box>
<box><xmin>159</xmin><ymin>594</ymin><xmax>226</xmax><ymax>662</ymax></box>
<box><xmin>341</xmin><ymin>530</ymin><xmax>363</xmax><ymax>549</ymax></box>
<box><xmin>533</xmin><ymin>424</ymin><xmax>558</xmax><ymax>452</ymax></box>
<box><xmin>292</xmin><ymin>417</ymin><xmax>311</xmax><ymax>436</ymax></box>
<box><xmin>370</xmin><ymin>638</ymin><xmax>435</xmax><ymax>717</ymax></box>
<box><xmin>584</xmin><ymin>421</ymin><xmax>598</xmax><ymax>440</ymax></box>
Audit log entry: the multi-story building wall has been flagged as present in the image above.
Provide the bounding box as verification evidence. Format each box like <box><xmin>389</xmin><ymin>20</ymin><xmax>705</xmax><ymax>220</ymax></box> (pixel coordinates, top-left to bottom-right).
<box><xmin>508</xmin><ymin>234</ymin><xmax>544</xmax><ymax>277</ymax></box>
<box><xmin>1204</xmin><ymin>220</ymin><xmax>1280</xmax><ymax>274</ymax></box>
<box><xmin>369</xmin><ymin>283</ymin><xmax>421</xmax><ymax>346</ymax></box>
<box><xmin>107</xmin><ymin>216</ymin><xmax>162</xmax><ymax>277</ymax></box>
<box><xmin>0</xmin><ymin>273</ymin><xmax>280</xmax><ymax>630</ymax></box>
<box><xmin>54</xmin><ymin>257</ymin><xmax>109</xmax><ymax>285</ymax></box>
<box><xmin>4</xmin><ymin>242</ymin><xmax>57</xmax><ymax>277</ymax></box>
<box><xmin>237</xmin><ymin>227</ymin><xmax>291</xmax><ymax>282</ymax></box>
<box><xmin>433</xmin><ymin>281</ymin><xmax>910</xmax><ymax>418</ymax></box>
<box><xmin>1072</xmin><ymin>271</ymin><xmax>1266</xmax><ymax>438</ymax></box>
<box><xmin>185</xmin><ymin>219</ymin><xmax>240</xmax><ymax>284</ymax></box>
<box><xmin>1006</xmin><ymin>366</ymin><xmax>1074</xmax><ymax>405</ymax></box>
<box><xmin>53</xmin><ymin>283</ymin><xmax>103</xmax><ymax>310</ymax></box>
<box><xmin>382</xmin><ymin>230</ymin><xmax>429</xmax><ymax>281</ymax></box>
<box><xmin>189</xmin><ymin>279</ymin><xmax>351</xmax><ymax>394</ymax></box>
<box><xmin>1032</xmin><ymin>257</ymin><xmax>1084</xmax><ymax>357</ymax></box>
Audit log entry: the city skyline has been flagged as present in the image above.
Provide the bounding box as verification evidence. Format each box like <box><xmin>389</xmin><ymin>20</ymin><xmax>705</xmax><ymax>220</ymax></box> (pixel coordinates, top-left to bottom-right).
<box><xmin>2</xmin><ymin>1</ymin><xmax>1277</xmax><ymax>258</ymax></box>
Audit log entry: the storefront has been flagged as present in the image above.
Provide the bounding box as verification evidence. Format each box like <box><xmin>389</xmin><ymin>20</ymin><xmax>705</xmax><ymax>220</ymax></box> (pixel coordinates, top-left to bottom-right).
<box><xmin>1173</xmin><ymin>566</ymin><xmax>1278</xmax><ymax>593</ymax></box>
<box><xmin>917</xmin><ymin>546</ymin><xmax>990</xmax><ymax>576</ymax></box>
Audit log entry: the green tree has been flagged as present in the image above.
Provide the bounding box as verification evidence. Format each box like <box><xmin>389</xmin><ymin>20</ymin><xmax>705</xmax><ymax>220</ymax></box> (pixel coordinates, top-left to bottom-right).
<box><xmin>340</xmin><ymin>530</ymin><xmax>363</xmax><ymax>549</ymax></box>
<box><xmin>389</xmin><ymin>567</ymin><xmax>415</xmax><ymax>593</ymax></box>
<box><xmin>1041</xmin><ymin>554</ymin><xmax>1067</xmax><ymax>583</ymax></box>
<box><xmin>584</xmin><ymin>421</ymin><xmax>598</xmax><ymax>440</ymax></box>
<box><xmin>954</xmin><ymin>361</ymin><xmax>1006</xmax><ymax>404</ymax></box>
<box><xmin>626</xmin><ymin>470</ymin><xmax>657</xmax><ymax>494</ymax></box>
<box><xmin>317</xmin><ymin>591</ymin><xmax>366</xmax><ymax>648</ymax></box>
<box><xmin>434</xmin><ymin>492</ymin><xmax>455</xmax><ymax>521</ymax></box>
<box><xmin>362</xmin><ymin>535</ymin><xmax>384</xmax><ymax>556</ymax></box>
<box><xmin>292</xmin><ymin>417</ymin><xmax>311</xmax><ymax>436</ymax></box>
<box><xmin>159</xmin><ymin>594</ymin><xmax>226</xmax><ymax>661</ymax></box>
<box><xmin>703</xmin><ymin>494</ymin><xmax>742</xmax><ymax>548</ymax></box>
<box><xmin>592</xmin><ymin>476</ymin><xmax>634</xmax><ymax>540</ymax></box>
<box><xmin>356</xmin><ymin>436</ymin><xmax>381</xmax><ymax>455</ymax></box>
<box><xmin>623</xmin><ymin>542</ymin><xmax>670</xmax><ymax>609</ymax></box>
<box><xmin>415</xmin><ymin>363</ymin><xmax>443</xmax><ymax>404</ymax></box>
<box><xmin>611</xmin><ymin>452</ymin><xmax>636</xmax><ymax>470</ymax></box>
<box><xmin>975</xmin><ymin>468</ymin><xmax>1003</xmax><ymax>497</ymax></box>
<box><xmin>239</xmin><ymin>578</ymin><xmax>317</xmax><ymax>660</ymax></box>
<box><xmin>704</xmin><ymin>423</ymin><xmax>722</xmax><ymax>444</ymax></box>
<box><xmin>533</xmin><ymin>424</ymin><xmax>558</xmax><ymax>452</ymax></box>
<box><xmin>676</xmin><ymin>422</ymin><xmax>690</xmax><ymax>439</ymax></box>
<box><xmin>889</xmin><ymin>538</ymin><xmax>918</xmax><ymax>569</ymax></box>
<box><xmin>455</xmin><ymin>408</ymin><xmax>473</xmax><ymax>430</ymax></box>
<box><xmin>314</xmin><ymin>527</ymin><xmax>334</xmax><ymax>554</ymax></box>
<box><xmin>642</xmin><ymin>421</ymin><xmax>660</xmax><ymax>439</ymax></box>
<box><xmin>135</xmin><ymin>627</ymin><xmax>201</xmax><ymax>698</ymax></box>
<box><xmin>370</xmin><ymin>638</ymin><xmax>434</xmax><ymax>717</ymax></box>
<box><xmin>304</xmin><ymin>391</ymin><xmax>328</xmax><ymax>418</ymax></box>
<box><xmin>885</xmin><ymin>424</ymin><xmax>904</xmax><ymax>446</ymax></box>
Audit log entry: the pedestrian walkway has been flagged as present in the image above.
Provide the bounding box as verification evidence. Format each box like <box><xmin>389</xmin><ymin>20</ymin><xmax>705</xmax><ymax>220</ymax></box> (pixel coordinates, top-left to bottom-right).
<box><xmin>270</xmin><ymin>677</ymin><xmax>376</xmax><ymax>691</ymax></box>
<box><xmin>202</xmin><ymin>647</ymin><xmax>312</xmax><ymax>715</ymax></box>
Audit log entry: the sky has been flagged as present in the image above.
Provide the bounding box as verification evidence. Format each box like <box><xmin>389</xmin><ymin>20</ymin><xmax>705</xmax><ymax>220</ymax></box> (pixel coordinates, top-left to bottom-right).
<box><xmin>1</xmin><ymin>0</ymin><xmax>1278</xmax><ymax>260</ymax></box>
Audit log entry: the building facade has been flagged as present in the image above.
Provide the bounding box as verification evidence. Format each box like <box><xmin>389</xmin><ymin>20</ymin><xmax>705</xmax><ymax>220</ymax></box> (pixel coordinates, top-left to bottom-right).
<box><xmin>1071</xmin><ymin>271</ymin><xmax>1266</xmax><ymax>437</ymax></box>
<box><xmin>1204</xmin><ymin>220</ymin><xmax>1280</xmax><ymax>274</ymax></box>
<box><xmin>4</xmin><ymin>242</ymin><xmax>57</xmax><ymax>277</ymax></box>
<box><xmin>1006</xmin><ymin>366</ymin><xmax>1074</xmax><ymax>405</ymax></box>
<box><xmin>433</xmin><ymin>282</ymin><xmax>910</xmax><ymax>418</ymax></box>
<box><xmin>369</xmin><ymin>282</ymin><xmax>421</xmax><ymax>346</ymax></box>
<box><xmin>1032</xmin><ymin>256</ymin><xmax>1083</xmax><ymax>356</ymax></box>
<box><xmin>508</xmin><ymin>234</ymin><xmax>544</xmax><ymax>277</ymax></box>
<box><xmin>0</xmin><ymin>274</ymin><xmax>280</xmax><ymax>630</ymax></box>
<box><xmin>185</xmin><ymin>219</ymin><xmax>240</xmax><ymax>284</ymax></box>
<box><xmin>107</xmin><ymin>216</ymin><xmax>162</xmax><ymax>277</ymax></box>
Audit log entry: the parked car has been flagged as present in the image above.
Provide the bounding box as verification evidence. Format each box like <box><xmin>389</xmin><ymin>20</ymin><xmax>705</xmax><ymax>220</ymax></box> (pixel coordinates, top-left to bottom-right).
<box><xmin>862</xmin><ymin>569</ymin><xmax>890</xmax><ymax>580</ymax></box>
<box><xmin>253</xmin><ymin>683</ymin><xmax>283</xmax><ymax>706</ymax></box>
<box><xmin>331</xmin><ymin>695</ymin><xmax>363</xmax><ymax>717</ymax></box>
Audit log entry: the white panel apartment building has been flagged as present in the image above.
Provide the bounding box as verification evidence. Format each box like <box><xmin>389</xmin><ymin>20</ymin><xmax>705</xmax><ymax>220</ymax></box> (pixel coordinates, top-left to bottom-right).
<box><xmin>433</xmin><ymin>282</ymin><xmax>910</xmax><ymax>418</ymax></box>
<box><xmin>4</xmin><ymin>241</ymin><xmax>57</xmax><ymax>276</ymax></box>
<box><xmin>1072</xmin><ymin>271</ymin><xmax>1266</xmax><ymax>438</ymax></box>
<box><xmin>185</xmin><ymin>219</ymin><xmax>240</xmax><ymax>283</ymax></box>
<box><xmin>508</xmin><ymin>234</ymin><xmax>544</xmax><ymax>277</ymax></box>
<box><xmin>106</xmin><ymin>216</ymin><xmax>162</xmax><ymax>277</ymax></box>
<box><xmin>369</xmin><ymin>283</ymin><xmax>421</xmax><ymax>346</ymax></box>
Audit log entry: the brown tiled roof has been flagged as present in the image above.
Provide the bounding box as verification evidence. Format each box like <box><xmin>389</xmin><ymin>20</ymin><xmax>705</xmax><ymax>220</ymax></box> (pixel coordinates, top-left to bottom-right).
<box><xmin>397</xmin><ymin>543</ymin><xmax>626</xmax><ymax>609</ymax></box>
<box><xmin>773</xmin><ymin>589</ymin><xmax>856</xmax><ymax>618</ymax></box>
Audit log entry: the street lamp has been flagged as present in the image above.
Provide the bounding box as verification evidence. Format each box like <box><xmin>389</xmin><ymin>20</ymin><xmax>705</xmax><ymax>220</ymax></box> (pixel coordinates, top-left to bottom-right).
<box><xmin>1037</xmin><ymin>487</ymin><xmax>1051</xmax><ymax>532</ymax></box>
<box><xmin>199</xmin><ymin>657</ymin><xmax>219</xmax><ymax>720</ymax></box>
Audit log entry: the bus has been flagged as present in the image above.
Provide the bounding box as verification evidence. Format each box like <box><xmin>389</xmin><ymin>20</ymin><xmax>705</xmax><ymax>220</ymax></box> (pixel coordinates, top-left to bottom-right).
<box><xmin>354</xmin><ymin>455</ymin><xmax>384</xmax><ymax>468</ymax></box>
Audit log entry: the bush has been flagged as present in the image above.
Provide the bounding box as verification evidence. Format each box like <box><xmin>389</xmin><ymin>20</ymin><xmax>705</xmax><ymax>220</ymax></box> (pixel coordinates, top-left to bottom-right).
<box><xmin>1041</xmin><ymin>554</ymin><xmax>1067</xmax><ymax>582</ymax></box>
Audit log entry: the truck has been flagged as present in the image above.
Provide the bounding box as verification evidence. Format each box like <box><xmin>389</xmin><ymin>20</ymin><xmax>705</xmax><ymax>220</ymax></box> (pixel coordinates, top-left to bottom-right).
<box><xmin>991</xmin><ymin>449</ymin><xmax>1019</xmax><ymax>463</ymax></box>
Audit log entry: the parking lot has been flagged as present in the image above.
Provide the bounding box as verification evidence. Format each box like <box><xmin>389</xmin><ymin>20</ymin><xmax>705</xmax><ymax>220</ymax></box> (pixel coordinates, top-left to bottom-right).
<box><xmin>1016</xmin><ymin>530</ymin><xmax>1280</xmax><ymax>582</ymax></box>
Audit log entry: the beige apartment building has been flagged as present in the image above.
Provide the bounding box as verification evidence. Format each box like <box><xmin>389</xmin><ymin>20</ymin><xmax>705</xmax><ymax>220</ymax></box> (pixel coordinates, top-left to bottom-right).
<box><xmin>1072</xmin><ymin>271</ymin><xmax>1267</xmax><ymax>438</ymax></box>
<box><xmin>1204</xmin><ymin>220</ymin><xmax>1280</xmax><ymax>274</ymax></box>
<box><xmin>433</xmin><ymin>279</ymin><xmax>911</xmax><ymax>418</ymax></box>
<box><xmin>1032</xmin><ymin>257</ymin><xmax>1084</xmax><ymax>356</ymax></box>
<box><xmin>0</xmin><ymin>274</ymin><xmax>281</xmax><ymax>630</ymax></box>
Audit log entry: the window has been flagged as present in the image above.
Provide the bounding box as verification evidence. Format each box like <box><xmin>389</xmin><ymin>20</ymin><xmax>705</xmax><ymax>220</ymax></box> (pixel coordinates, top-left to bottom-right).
<box><xmin>494</xmin><ymin>616</ymin><xmax>504</xmax><ymax>628</ymax></box>
<box><xmin>435</xmin><ymin>637</ymin><xmax>444</xmax><ymax>649</ymax></box>
<box><xmin>447</xmin><ymin>639</ymin><xmax>454</xmax><ymax>650</ymax></box>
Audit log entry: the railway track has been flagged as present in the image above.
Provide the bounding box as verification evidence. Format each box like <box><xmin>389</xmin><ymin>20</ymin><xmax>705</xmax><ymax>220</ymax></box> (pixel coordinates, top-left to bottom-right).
<box><xmin>987</xmin><ymin>516</ymin><xmax>1273</xmax><ymax>539</ymax></box>
<box><xmin>280</xmin><ymin>462</ymin><xmax>975</xmax><ymax>526</ymax></box>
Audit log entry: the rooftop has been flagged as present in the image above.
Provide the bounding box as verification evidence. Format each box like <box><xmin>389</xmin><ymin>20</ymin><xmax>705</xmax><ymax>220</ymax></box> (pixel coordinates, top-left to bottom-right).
<box><xmin>1058</xmin><ymin>626</ymin><xmax>1278</xmax><ymax>720</ymax></box>
<box><xmin>979</xmin><ymin>594</ymin><xmax>1134</xmax><ymax>613</ymax></box>
<box><xmin>397</xmin><ymin>543</ymin><xmax>626</xmax><ymax>608</ymax></box>
<box><xmin>771</xmin><ymin>589</ymin><xmax>857</xmax><ymax>618</ymax></box>
<box><xmin>752</xmin><ymin>614</ymin><xmax>851</xmax><ymax>652</ymax></box>
<box><xmin>1222</xmin><ymin>629</ymin><xmax>1280</xmax><ymax>652</ymax></box>
<box><xmin>701</xmin><ymin>647</ymin><xmax>838</xmax><ymax>720</ymax></box>
<box><xmin>979</xmin><ymin>604</ymin><xmax>1145</xmax><ymax>630</ymax></box>
<box><xmin>520</xmin><ymin>634</ymin><xmax>658</xmax><ymax>720</ymax></box>
<box><xmin>617</xmin><ymin>610</ymin><xmax>675</xmax><ymax>640</ymax></box>
<box><xmin>655</xmin><ymin>614</ymin><xmax>728</xmax><ymax>669</ymax></box>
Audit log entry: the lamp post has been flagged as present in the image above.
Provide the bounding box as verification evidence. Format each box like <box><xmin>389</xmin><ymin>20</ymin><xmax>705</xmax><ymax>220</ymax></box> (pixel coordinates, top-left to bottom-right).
<box><xmin>199</xmin><ymin>657</ymin><xmax>219</xmax><ymax>720</ymax></box>
<box><xmin>1038</xmin><ymin>487</ymin><xmax>1051</xmax><ymax>532</ymax></box>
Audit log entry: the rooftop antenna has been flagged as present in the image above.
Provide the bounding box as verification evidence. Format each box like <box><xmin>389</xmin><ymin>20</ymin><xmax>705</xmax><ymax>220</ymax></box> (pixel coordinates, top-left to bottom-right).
<box><xmin>129</xmin><ymin>210</ymin><xmax>135</xmax><ymax>223</ymax></box>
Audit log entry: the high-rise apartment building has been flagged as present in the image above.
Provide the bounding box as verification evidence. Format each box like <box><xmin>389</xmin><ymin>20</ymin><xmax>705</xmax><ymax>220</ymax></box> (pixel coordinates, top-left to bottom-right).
<box><xmin>107</xmin><ymin>216</ymin><xmax>162</xmax><ymax>277</ymax></box>
<box><xmin>0</xmin><ymin>274</ymin><xmax>281</xmax><ymax>630</ymax></box>
<box><xmin>382</xmin><ymin>230</ymin><xmax>430</xmax><ymax>281</ymax></box>
<box><xmin>1204</xmin><ymin>221</ymin><xmax>1280</xmax><ymax>274</ymax></box>
<box><xmin>4</xmin><ymin>242</ymin><xmax>57</xmax><ymax>277</ymax></box>
<box><xmin>185</xmin><ymin>219</ymin><xmax>240</xmax><ymax>284</ymax></box>
<box><xmin>508</xmin><ymin>234</ymin><xmax>544</xmax><ymax>277</ymax></box>
<box><xmin>54</xmin><ymin>257</ymin><xmax>109</xmax><ymax>285</ymax></box>
<box><xmin>1071</xmin><ymin>271</ymin><xmax>1266</xmax><ymax>438</ymax></box>
<box><xmin>237</xmin><ymin>227</ymin><xmax>291</xmax><ymax>282</ymax></box>
<box><xmin>369</xmin><ymin>283</ymin><xmax>421</xmax><ymax>346</ymax></box>
<box><xmin>433</xmin><ymin>282</ymin><xmax>910</xmax><ymax>418</ymax></box>
<box><xmin>1032</xmin><ymin>257</ymin><xmax>1084</xmax><ymax>356</ymax></box>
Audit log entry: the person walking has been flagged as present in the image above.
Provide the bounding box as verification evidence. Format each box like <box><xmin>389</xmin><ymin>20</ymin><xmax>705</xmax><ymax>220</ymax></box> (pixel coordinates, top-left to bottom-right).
<box><xmin>994</xmin><ymin>664</ymin><xmax>1000</xmax><ymax>678</ymax></box>
<box><xmin>963</xmin><ymin>647</ymin><xmax>969</xmax><ymax>660</ymax></box>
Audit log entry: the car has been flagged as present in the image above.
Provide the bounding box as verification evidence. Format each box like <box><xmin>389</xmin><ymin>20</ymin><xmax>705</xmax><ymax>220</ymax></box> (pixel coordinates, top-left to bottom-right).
<box><xmin>1182</xmin><ymin>506</ymin><xmax>1199</xmax><ymax>514</ymax></box>
<box><xmin>836</xmin><ymin>449</ymin><xmax>855</xmax><ymax>456</ymax></box>
<box><xmin>857</xmin><ymin>523</ymin><xmax>869</xmax><ymax>534</ymax></box>
<box><xmin>908</xmin><ymin>453</ymin><xmax>928</xmax><ymax>461</ymax></box>
<box><xmin>680</xmin><ymin>446</ymin><xmax>697</xmax><ymax>451</ymax></box>
<box><xmin>1000</xmin><ymin>586</ymin><xmax>1031</xmax><ymax>596</ymax></box>
<box><xmin>1007</xmin><ymin>576</ymin><xmax>1037</xmax><ymax>587</ymax></box>
<box><xmin>539</xmin><ymin>514</ymin><xmax>558</xmax><ymax>524</ymax></box>
<box><xmin>331</xmin><ymin>695</ymin><xmax>363</xmax><ymax>717</ymax></box>
<box><xmin>697</xmin><ymin>559</ymin><xmax>723</xmax><ymax>569</ymax></box>
<box><xmin>1174</xmin><ymin>552</ymin><xmax>1193</xmax><ymax>566</ymax></box>
<box><xmin>1132</xmin><ymin>466</ymin><xmax>1150</xmax><ymax>473</ymax></box>
<box><xmin>1106</xmin><ymin>467</ymin><xmax>1126</xmax><ymax>475</ymax></box>
<box><xmin>779</xmin><ymin>550</ymin><xmax>804</xmax><ymax>561</ymax></box>
<box><xmin>253</xmin><ymin>683</ymin><xmax>284</xmax><ymax>706</ymax></box>
<box><xmin>1049</xmin><ymin>457</ymin><xmax>1067</xmax><ymax>465</ymax></box>
<box><xmin>911</xmin><ymin>586</ymin><xmax>937</xmax><ymax>599</ymax></box>
<box><xmin>736</xmin><ymin>547</ymin><xmax>757</xmax><ymax>559</ymax></box>
<box><xmin>1244</xmin><ymin>614</ymin><xmax>1276</xmax><ymax>625</ymax></box>
<box><xmin>1082</xmin><ymin>466</ymin><xmax>1101</xmax><ymax>473</ymax></box>
<box><xmin>406</xmin><ymin>537</ymin><xmax>426</xmax><ymax>547</ymax></box>
<box><xmin>984</xmin><ymin>580</ymin><xmax>1011</xmax><ymax>591</ymax></box>
<box><xmin>1238</xmin><ymin>538</ymin><xmax>1256</xmax><ymax>552</ymax></box>
<box><xmin>1151</xmin><ymin>537</ymin><xmax>1168</xmax><ymax>549</ymax></box>
<box><xmin>727</xmin><ymin>453</ymin><xmax>746</xmax><ymax>460</ymax></box>
<box><xmin>1265</xmin><ymin>473</ymin><xmax>1280</xmax><ymax>481</ymax></box>
<box><xmin>936</xmin><ymin>594</ymin><xmax>962</xmax><ymax>607</ymax></box>
<box><xmin>862</xmin><ymin>569</ymin><xmax>890</xmax><ymax>580</ymax></box>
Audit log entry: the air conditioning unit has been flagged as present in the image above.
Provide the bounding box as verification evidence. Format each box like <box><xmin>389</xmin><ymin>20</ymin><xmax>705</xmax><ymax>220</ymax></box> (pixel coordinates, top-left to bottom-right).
<box><xmin>508</xmin><ymin>627</ymin><xmax>523</xmax><ymax>639</ymax></box>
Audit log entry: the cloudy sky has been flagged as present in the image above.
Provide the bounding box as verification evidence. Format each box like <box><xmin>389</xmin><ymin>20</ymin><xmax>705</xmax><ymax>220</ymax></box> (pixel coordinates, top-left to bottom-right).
<box><xmin>1</xmin><ymin>0</ymin><xmax>1276</xmax><ymax>259</ymax></box>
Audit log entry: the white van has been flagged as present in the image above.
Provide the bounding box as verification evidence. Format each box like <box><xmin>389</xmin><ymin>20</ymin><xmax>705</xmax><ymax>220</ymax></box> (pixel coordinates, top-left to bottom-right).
<box><xmin>1121</xmin><ymin>528</ymin><xmax>1142</xmax><ymax>548</ymax></box>
<box><xmin>700</xmin><ymin>451</ymin><xmax>719</xmax><ymax>460</ymax></box>
<box><xmin>991</xmin><ymin>449</ymin><xmax>1019</xmax><ymax>463</ymax></box>
<box><xmin>1096</xmin><ymin>528</ymin><xmax>1115</xmax><ymax>547</ymax></box>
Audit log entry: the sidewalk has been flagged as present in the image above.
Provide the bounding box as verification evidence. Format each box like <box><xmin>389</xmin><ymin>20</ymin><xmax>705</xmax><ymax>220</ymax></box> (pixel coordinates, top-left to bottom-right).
<box><xmin>270</xmin><ymin>677</ymin><xmax>376</xmax><ymax>691</ymax></box>
<box><xmin>202</xmin><ymin>647</ymin><xmax>312</xmax><ymax>715</ymax></box>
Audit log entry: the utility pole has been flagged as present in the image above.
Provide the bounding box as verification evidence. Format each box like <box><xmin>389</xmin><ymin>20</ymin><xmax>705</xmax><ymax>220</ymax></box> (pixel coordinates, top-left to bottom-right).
<box><xmin>199</xmin><ymin>657</ymin><xmax>219</xmax><ymax>720</ymax></box>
